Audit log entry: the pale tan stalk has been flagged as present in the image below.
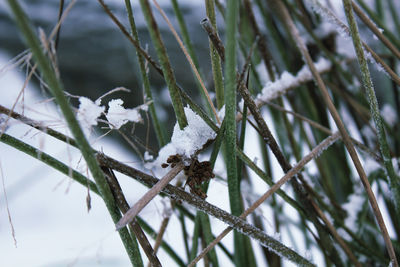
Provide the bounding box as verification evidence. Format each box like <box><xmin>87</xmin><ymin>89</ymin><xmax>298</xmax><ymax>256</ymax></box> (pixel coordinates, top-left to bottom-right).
<box><xmin>116</xmin><ymin>163</ymin><xmax>184</xmax><ymax>230</ymax></box>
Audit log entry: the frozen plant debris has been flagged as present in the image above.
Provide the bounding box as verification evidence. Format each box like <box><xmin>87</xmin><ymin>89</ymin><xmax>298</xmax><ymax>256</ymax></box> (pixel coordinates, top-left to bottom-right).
<box><xmin>77</xmin><ymin>97</ymin><xmax>105</xmax><ymax>130</ymax></box>
<box><xmin>106</xmin><ymin>99</ymin><xmax>146</xmax><ymax>129</ymax></box>
<box><xmin>146</xmin><ymin>107</ymin><xmax>217</xmax><ymax>170</ymax></box>
<box><xmin>255</xmin><ymin>57</ymin><xmax>331</xmax><ymax>105</ymax></box>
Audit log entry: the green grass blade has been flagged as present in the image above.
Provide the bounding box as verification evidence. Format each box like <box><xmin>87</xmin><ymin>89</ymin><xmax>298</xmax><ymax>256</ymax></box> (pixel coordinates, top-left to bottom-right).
<box><xmin>6</xmin><ymin>1</ymin><xmax>143</xmax><ymax>265</ymax></box>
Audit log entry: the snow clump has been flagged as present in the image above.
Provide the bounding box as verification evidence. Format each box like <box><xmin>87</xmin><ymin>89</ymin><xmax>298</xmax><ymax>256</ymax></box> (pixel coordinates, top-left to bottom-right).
<box><xmin>106</xmin><ymin>99</ymin><xmax>145</xmax><ymax>129</ymax></box>
<box><xmin>146</xmin><ymin>106</ymin><xmax>217</xmax><ymax>170</ymax></box>
<box><xmin>77</xmin><ymin>97</ymin><xmax>105</xmax><ymax>132</ymax></box>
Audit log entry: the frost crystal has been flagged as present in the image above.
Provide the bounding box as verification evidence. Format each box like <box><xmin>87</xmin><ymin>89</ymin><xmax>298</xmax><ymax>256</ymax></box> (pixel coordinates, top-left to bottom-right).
<box><xmin>146</xmin><ymin>107</ymin><xmax>217</xmax><ymax>170</ymax></box>
<box><xmin>106</xmin><ymin>99</ymin><xmax>143</xmax><ymax>129</ymax></box>
<box><xmin>255</xmin><ymin>57</ymin><xmax>331</xmax><ymax>105</ymax></box>
<box><xmin>77</xmin><ymin>97</ymin><xmax>105</xmax><ymax>130</ymax></box>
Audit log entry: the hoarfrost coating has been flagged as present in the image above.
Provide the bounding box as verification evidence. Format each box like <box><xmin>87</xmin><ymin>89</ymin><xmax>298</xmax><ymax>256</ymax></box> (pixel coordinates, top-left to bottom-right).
<box><xmin>255</xmin><ymin>57</ymin><xmax>331</xmax><ymax>105</ymax></box>
<box><xmin>147</xmin><ymin>107</ymin><xmax>217</xmax><ymax>170</ymax></box>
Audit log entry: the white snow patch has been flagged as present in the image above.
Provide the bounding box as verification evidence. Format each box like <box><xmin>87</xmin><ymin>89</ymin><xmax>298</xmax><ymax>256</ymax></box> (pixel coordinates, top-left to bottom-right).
<box><xmin>77</xmin><ymin>97</ymin><xmax>104</xmax><ymax>133</ymax></box>
<box><xmin>255</xmin><ymin>63</ymin><xmax>271</xmax><ymax>84</ymax></box>
<box><xmin>342</xmin><ymin>184</ymin><xmax>365</xmax><ymax>230</ymax></box>
<box><xmin>217</xmin><ymin>105</ymin><xmax>225</xmax><ymax>122</ymax></box>
<box><xmin>144</xmin><ymin>151</ymin><xmax>153</xmax><ymax>161</ymax></box>
<box><xmin>146</xmin><ymin>107</ymin><xmax>217</xmax><ymax>171</ymax></box>
<box><xmin>363</xmin><ymin>157</ymin><xmax>381</xmax><ymax>175</ymax></box>
<box><xmin>106</xmin><ymin>99</ymin><xmax>144</xmax><ymax>129</ymax></box>
<box><xmin>361</xmin><ymin>124</ymin><xmax>376</xmax><ymax>145</ymax></box>
<box><xmin>381</xmin><ymin>104</ymin><xmax>397</xmax><ymax>127</ymax></box>
<box><xmin>255</xmin><ymin>57</ymin><xmax>332</xmax><ymax>105</ymax></box>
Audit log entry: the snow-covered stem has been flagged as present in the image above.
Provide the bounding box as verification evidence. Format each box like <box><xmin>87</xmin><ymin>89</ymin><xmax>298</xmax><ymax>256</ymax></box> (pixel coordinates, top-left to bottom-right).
<box><xmin>343</xmin><ymin>0</ymin><xmax>400</xmax><ymax>262</ymax></box>
<box><xmin>136</xmin><ymin>0</ymin><xmax>188</xmax><ymax>129</ymax></box>
<box><xmin>275</xmin><ymin>0</ymin><xmax>398</xmax><ymax>265</ymax></box>
<box><xmin>124</xmin><ymin>0</ymin><xmax>166</xmax><ymax>147</ymax></box>
<box><xmin>97</xmin><ymin>154</ymin><xmax>316</xmax><ymax>267</ymax></box>
<box><xmin>6</xmin><ymin>1</ymin><xmax>142</xmax><ymax>265</ymax></box>
<box><xmin>189</xmin><ymin>133</ymin><xmax>341</xmax><ymax>267</ymax></box>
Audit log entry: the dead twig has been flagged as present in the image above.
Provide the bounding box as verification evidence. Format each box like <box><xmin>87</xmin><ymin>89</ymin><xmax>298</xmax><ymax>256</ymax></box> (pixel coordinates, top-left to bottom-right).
<box><xmin>115</xmin><ymin>162</ymin><xmax>184</xmax><ymax>230</ymax></box>
<box><xmin>101</xmin><ymin>166</ymin><xmax>162</xmax><ymax>267</ymax></box>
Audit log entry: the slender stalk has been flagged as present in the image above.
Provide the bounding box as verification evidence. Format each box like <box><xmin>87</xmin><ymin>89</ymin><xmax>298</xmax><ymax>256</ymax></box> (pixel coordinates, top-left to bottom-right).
<box><xmin>152</xmin><ymin>0</ymin><xmax>220</xmax><ymax>124</ymax></box>
<box><xmin>102</xmin><ymin>167</ymin><xmax>160</xmax><ymax>267</ymax></box>
<box><xmin>355</xmin><ymin>0</ymin><xmax>400</xmax><ymax>48</ymax></box>
<box><xmin>275</xmin><ymin>0</ymin><xmax>398</xmax><ymax>265</ymax></box>
<box><xmin>205</xmin><ymin>0</ymin><xmax>224</xmax><ymax>109</ymax></box>
<box><xmin>136</xmin><ymin>0</ymin><xmax>188</xmax><ymax>129</ymax></box>
<box><xmin>6</xmin><ymin>1</ymin><xmax>141</xmax><ymax>265</ymax></box>
<box><xmin>170</xmin><ymin>0</ymin><xmax>214</xmax><ymax>116</ymax></box>
<box><xmin>124</xmin><ymin>0</ymin><xmax>166</xmax><ymax>147</ymax></box>
<box><xmin>116</xmin><ymin>163</ymin><xmax>184</xmax><ymax>229</ymax></box>
<box><xmin>137</xmin><ymin>217</ymin><xmax>186</xmax><ymax>266</ymax></box>
<box><xmin>343</xmin><ymin>0</ymin><xmax>400</xmax><ymax>245</ymax></box>
<box><xmin>310</xmin><ymin>201</ymin><xmax>361</xmax><ymax>267</ymax></box>
<box><xmin>351</xmin><ymin>2</ymin><xmax>400</xmax><ymax>60</ymax></box>
<box><xmin>224</xmin><ymin>0</ymin><xmax>247</xmax><ymax>266</ymax></box>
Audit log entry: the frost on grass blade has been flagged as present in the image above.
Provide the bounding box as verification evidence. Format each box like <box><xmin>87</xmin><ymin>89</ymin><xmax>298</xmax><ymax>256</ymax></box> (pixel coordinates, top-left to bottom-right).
<box><xmin>255</xmin><ymin>57</ymin><xmax>331</xmax><ymax>105</ymax></box>
<box><xmin>146</xmin><ymin>106</ymin><xmax>217</xmax><ymax>171</ymax></box>
<box><xmin>77</xmin><ymin>96</ymin><xmax>105</xmax><ymax>134</ymax></box>
<box><xmin>106</xmin><ymin>99</ymin><xmax>145</xmax><ymax>129</ymax></box>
